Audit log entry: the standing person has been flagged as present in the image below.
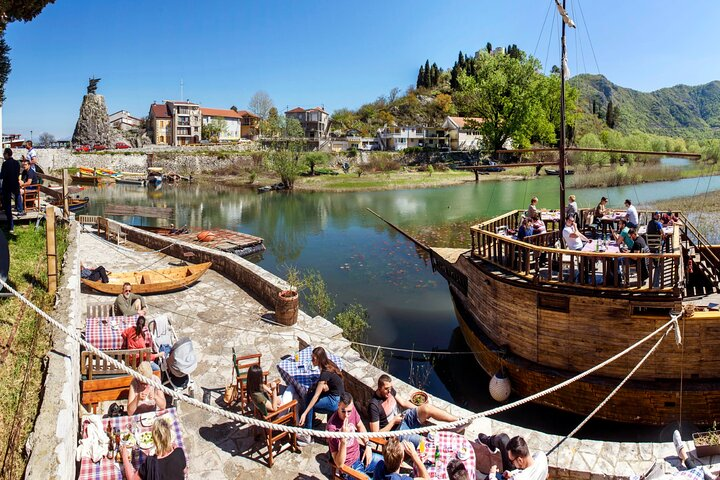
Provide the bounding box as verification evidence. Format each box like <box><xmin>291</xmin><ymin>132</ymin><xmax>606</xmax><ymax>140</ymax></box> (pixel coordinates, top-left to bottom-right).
<box><xmin>526</xmin><ymin>197</ymin><xmax>539</xmax><ymax>219</ymax></box>
<box><xmin>624</xmin><ymin>199</ymin><xmax>639</xmax><ymax>228</ymax></box>
<box><xmin>0</xmin><ymin>148</ymin><xmax>21</xmax><ymax>233</ymax></box>
<box><xmin>565</xmin><ymin>195</ymin><xmax>578</xmax><ymax>221</ymax></box>
<box><xmin>23</xmin><ymin>141</ymin><xmax>39</xmax><ymax>172</ymax></box>
<box><xmin>114</xmin><ymin>282</ymin><xmax>148</xmax><ymax>316</ymax></box>
<box><xmin>298</xmin><ymin>347</ymin><xmax>344</xmax><ymax>442</ymax></box>
<box><xmin>368</xmin><ymin>374</ymin><xmax>458</xmax><ymax>447</ymax></box>
<box><xmin>327</xmin><ymin>392</ymin><xmax>383</xmax><ymax>476</ymax></box>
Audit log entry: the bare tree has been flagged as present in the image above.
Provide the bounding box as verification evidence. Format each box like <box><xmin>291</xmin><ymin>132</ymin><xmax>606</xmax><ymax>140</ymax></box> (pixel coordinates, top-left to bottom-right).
<box><xmin>38</xmin><ymin>131</ymin><xmax>55</xmax><ymax>147</ymax></box>
<box><xmin>248</xmin><ymin>91</ymin><xmax>274</xmax><ymax>120</ymax></box>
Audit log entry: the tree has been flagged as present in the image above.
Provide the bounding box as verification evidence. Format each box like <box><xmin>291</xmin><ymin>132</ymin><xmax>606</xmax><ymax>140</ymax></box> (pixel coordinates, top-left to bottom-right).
<box><xmin>201</xmin><ymin>118</ymin><xmax>224</xmax><ymax>140</ymax></box>
<box><xmin>578</xmin><ymin>133</ymin><xmax>609</xmax><ymax>169</ymax></box>
<box><xmin>454</xmin><ymin>52</ymin><xmax>548</xmax><ymax>153</ymax></box>
<box><xmin>423</xmin><ymin>60</ymin><xmax>431</xmax><ymax>88</ymax></box>
<box><xmin>260</xmin><ymin>107</ymin><xmax>281</xmax><ymax>137</ymax></box>
<box><xmin>416</xmin><ymin>65</ymin><xmax>425</xmax><ymax>89</ymax></box>
<box><xmin>388</xmin><ymin>87</ymin><xmax>400</xmax><ymax>103</ymax></box>
<box><xmin>303</xmin><ymin>152</ymin><xmax>329</xmax><ymax>176</ymax></box>
<box><xmin>430</xmin><ymin>63</ymin><xmax>440</xmax><ymax>86</ymax></box>
<box><xmin>486</xmin><ymin>42</ymin><xmax>493</xmax><ymax>54</ymax></box>
<box><xmin>38</xmin><ymin>132</ymin><xmax>54</xmax><ymax>147</ymax></box>
<box><xmin>606</xmin><ymin>100</ymin><xmax>619</xmax><ymax>129</ymax></box>
<box><xmin>264</xmin><ymin>150</ymin><xmax>304</xmax><ymax>189</ymax></box>
<box><xmin>248</xmin><ymin>90</ymin><xmax>274</xmax><ymax>120</ymax></box>
<box><xmin>0</xmin><ymin>32</ymin><xmax>10</xmax><ymax>103</ymax></box>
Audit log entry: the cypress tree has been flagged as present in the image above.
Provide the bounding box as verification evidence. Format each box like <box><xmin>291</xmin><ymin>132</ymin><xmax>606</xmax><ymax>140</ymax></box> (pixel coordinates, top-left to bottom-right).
<box><xmin>417</xmin><ymin>65</ymin><xmax>425</xmax><ymax>89</ymax></box>
<box><xmin>457</xmin><ymin>51</ymin><xmax>465</xmax><ymax>69</ymax></box>
<box><xmin>431</xmin><ymin>63</ymin><xmax>439</xmax><ymax>86</ymax></box>
<box><xmin>486</xmin><ymin>42</ymin><xmax>492</xmax><ymax>53</ymax></box>
<box><xmin>606</xmin><ymin>100</ymin><xmax>614</xmax><ymax>128</ymax></box>
<box><xmin>450</xmin><ymin>65</ymin><xmax>460</xmax><ymax>90</ymax></box>
<box><xmin>423</xmin><ymin>59</ymin><xmax>431</xmax><ymax>88</ymax></box>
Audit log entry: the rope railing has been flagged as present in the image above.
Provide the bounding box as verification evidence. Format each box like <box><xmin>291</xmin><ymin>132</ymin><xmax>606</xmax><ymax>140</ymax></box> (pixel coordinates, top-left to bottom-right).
<box><xmin>0</xmin><ymin>276</ymin><xmax>679</xmax><ymax>440</ymax></box>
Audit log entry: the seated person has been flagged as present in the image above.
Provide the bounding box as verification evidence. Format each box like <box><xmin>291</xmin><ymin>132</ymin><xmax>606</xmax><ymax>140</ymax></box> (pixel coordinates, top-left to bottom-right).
<box><xmin>477</xmin><ymin>432</ymin><xmax>512</xmax><ymax>473</ymax></box>
<box><xmin>671</xmin><ymin>430</ymin><xmax>717</xmax><ymax>480</ymax></box>
<box><xmin>561</xmin><ymin>215</ymin><xmax>588</xmax><ymax>250</ymax></box>
<box><xmin>446</xmin><ymin>458</ymin><xmax>470</xmax><ymax>480</ymax></box>
<box><xmin>368</xmin><ymin>374</ymin><xmax>458</xmax><ymax>447</ymax></box>
<box><xmin>489</xmin><ymin>435</ymin><xmax>547</xmax><ymax>480</ymax></box>
<box><xmin>127</xmin><ymin>361</ymin><xmax>166</xmax><ymax>416</ymax></box>
<box><xmin>122</xmin><ymin>316</ymin><xmax>164</xmax><ymax>368</ymax></box>
<box><xmin>662</xmin><ymin>211</ymin><xmax>679</xmax><ymax>226</ymax></box>
<box><xmin>517</xmin><ymin>217</ymin><xmax>533</xmax><ymax>241</ymax></box>
<box><xmin>624</xmin><ymin>199</ymin><xmax>639</xmax><ymax>228</ymax></box>
<box><xmin>19</xmin><ymin>159</ymin><xmax>39</xmax><ymax>211</ymax></box>
<box><xmin>594</xmin><ymin>196</ymin><xmax>608</xmax><ymax>224</ymax></box>
<box><xmin>647</xmin><ymin>211</ymin><xmax>665</xmax><ymax>237</ymax></box>
<box><xmin>327</xmin><ymin>392</ymin><xmax>383</xmax><ymax>477</ymax></box>
<box><xmin>80</xmin><ymin>263</ymin><xmax>110</xmax><ymax>283</ymax></box>
<box><xmin>120</xmin><ymin>416</ymin><xmax>186</xmax><ymax>479</ymax></box>
<box><xmin>373</xmin><ymin>438</ymin><xmax>429</xmax><ymax>480</ymax></box>
<box><xmin>530</xmin><ymin>213</ymin><xmax>546</xmax><ymax>235</ymax></box>
<box><xmin>628</xmin><ymin>228</ymin><xmax>650</xmax><ymax>282</ymax></box>
<box><xmin>611</xmin><ymin>219</ymin><xmax>634</xmax><ymax>250</ymax></box>
<box><xmin>246</xmin><ymin>364</ymin><xmax>293</xmax><ymax>415</ymax></box>
<box><xmin>115</xmin><ymin>282</ymin><xmax>148</xmax><ymax>316</ymax></box>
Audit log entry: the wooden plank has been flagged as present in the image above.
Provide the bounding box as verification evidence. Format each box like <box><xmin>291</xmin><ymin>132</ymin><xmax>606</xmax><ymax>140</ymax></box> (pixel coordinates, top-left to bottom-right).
<box><xmin>46</xmin><ymin>206</ymin><xmax>57</xmax><ymax>295</ymax></box>
<box><xmin>104</xmin><ymin>204</ymin><xmax>174</xmax><ymax>219</ymax></box>
<box><xmin>37</xmin><ymin>172</ymin><xmax>63</xmax><ymax>184</ymax></box>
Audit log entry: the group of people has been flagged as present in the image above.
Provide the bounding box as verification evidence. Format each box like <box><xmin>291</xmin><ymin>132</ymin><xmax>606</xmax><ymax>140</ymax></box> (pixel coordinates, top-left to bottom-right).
<box><xmin>0</xmin><ymin>142</ymin><xmax>41</xmax><ymax>233</ymax></box>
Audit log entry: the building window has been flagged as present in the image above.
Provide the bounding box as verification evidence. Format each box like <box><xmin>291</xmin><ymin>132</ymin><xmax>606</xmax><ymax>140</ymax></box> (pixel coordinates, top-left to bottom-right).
<box><xmin>159</xmin><ymin>136</ymin><xmax>165</xmax><ymax>143</ymax></box>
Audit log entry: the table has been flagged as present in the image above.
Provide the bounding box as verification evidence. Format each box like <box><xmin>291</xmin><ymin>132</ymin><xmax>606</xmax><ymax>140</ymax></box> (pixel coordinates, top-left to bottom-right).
<box><xmin>85</xmin><ymin>316</ymin><xmax>150</xmax><ymax>350</ymax></box>
<box><xmin>276</xmin><ymin>346</ymin><xmax>344</xmax><ymax>398</ymax></box>
<box><xmin>419</xmin><ymin>432</ymin><xmax>476</xmax><ymax>480</ymax></box>
<box><xmin>77</xmin><ymin>408</ymin><xmax>185</xmax><ymax>480</ymax></box>
<box><xmin>637</xmin><ymin>225</ymin><xmax>674</xmax><ymax>236</ymax></box>
<box><xmin>581</xmin><ymin>239</ymin><xmax>621</xmax><ymax>253</ymax></box>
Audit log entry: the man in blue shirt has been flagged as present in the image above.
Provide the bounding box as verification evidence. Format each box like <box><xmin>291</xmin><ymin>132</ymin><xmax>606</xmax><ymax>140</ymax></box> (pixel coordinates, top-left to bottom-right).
<box><xmin>373</xmin><ymin>438</ymin><xmax>429</xmax><ymax>480</ymax></box>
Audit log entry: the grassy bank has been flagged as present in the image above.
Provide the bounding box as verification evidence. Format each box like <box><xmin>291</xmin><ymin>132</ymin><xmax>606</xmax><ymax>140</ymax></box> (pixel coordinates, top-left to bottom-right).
<box><xmin>569</xmin><ymin>161</ymin><xmax>718</xmax><ymax>188</ymax></box>
<box><xmin>0</xmin><ymin>223</ymin><xmax>68</xmax><ymax>478</ymax></box>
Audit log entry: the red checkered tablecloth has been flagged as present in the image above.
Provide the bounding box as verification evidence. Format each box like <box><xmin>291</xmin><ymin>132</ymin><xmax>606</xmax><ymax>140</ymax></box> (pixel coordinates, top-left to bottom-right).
<box><xmin>421</xmin><ymin>431</ymin><xmax>476</xmax><ymax>480</ymax></box>
<box><xmin>77</xmin><ymin>408</ymin><xmax>185</xmax><ymax>480</ymax></box>
<box><xmin>85</xmin><ymin>316</ymin><xmax>151</xmax><ymax>350</ymax></box>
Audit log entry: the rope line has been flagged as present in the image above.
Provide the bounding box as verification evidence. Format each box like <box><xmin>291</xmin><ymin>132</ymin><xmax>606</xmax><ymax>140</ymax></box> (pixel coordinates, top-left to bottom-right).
<box><xmin>0</xmin><ymin>275</ymin><xmax>679</xmax><ymax>440</ymax></box>
<box><xmin>547</xmin><ymin>323</ymin><xmax>674</xmax><ymax>456</ymax></box>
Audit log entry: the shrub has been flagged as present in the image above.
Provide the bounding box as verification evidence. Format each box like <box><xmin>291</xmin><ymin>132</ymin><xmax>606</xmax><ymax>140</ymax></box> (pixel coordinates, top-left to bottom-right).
<box><xmin>359</xmin><ymin>153</ymin><xmax>401</xmax><ymax>173</ymax></box>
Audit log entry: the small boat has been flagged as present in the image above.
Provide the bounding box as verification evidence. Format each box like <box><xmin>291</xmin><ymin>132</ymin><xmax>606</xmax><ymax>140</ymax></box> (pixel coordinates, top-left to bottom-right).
<box><xmin>545</xmin><ymin>168</ymin><xmax>575</xmax><ymax>176</ymax></box>
<box><xmin>147</xmin><ymin>167</ymin><xmax>163</xmax><ymax>186</ymax></box>
<box><xmin>116</xmin><ymin>177</ymin><xmax>146</xmax><ymax>186</ymax></box>
<box><xmin>72</xmin><ymin>173</ymin><xmax>115</xmax><ymax>185</ymax></box>
<box><xmin>51</xmin><ymin>196</ymin><xmax>89</xmax><ymax>212</ymax></box>
<box><xmin>80</xmin><ymin>167</ymin><xmax>121</xmax><ymax>178</ymax></box>
<box><xmin>81</xmin><ymin>262</ymin><xmax>212</xmax><ymax>295</ymax></box>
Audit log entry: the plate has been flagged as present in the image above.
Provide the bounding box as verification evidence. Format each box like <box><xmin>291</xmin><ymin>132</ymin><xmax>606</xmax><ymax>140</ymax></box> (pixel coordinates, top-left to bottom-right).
<box><xmin>139</xmin><ymin>413</ymin><xmax>155</xmax><ymax>428</ymax></box>
<box><xmin>136</xmin><ymin>431</ymin><xmax>154</xmax><ymax>450</ymax></box>
<box><xmin>121</xmin><ymin>431</ymin><xmax>136</xmax><ymax>447</ymax></box>
<box><xmin>457</xmin><ymin>447</ymin><xmax>469</xmax><ymax>461</ymax></box>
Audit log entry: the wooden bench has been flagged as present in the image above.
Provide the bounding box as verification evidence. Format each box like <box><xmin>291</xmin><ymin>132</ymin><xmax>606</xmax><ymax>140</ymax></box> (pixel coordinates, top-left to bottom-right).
<box><xmin>77</xmin><ymin>214</ymin><xmax>99</xmax><ymax>233</ymax></box>
<box><xmin>81</xmin><ymin>370</ymin><xmax>161</xmax><ymax>414</ymax></box>
<box><xmin>80</xmin><ymin>348</ymin><xmax>152</xmax><ymax>380</ymax></box>
<box><xmin>86</xmin><ymin>301</ymin><xmax>116</xmax><ymax>318</ymax></box>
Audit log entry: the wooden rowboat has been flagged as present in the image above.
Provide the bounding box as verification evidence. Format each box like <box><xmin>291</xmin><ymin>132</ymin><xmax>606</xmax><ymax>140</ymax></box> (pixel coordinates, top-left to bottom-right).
<box><xmin>81</xmin><ymin>262</ymin><xmax>212</xmax><ymax>295</ymax></box>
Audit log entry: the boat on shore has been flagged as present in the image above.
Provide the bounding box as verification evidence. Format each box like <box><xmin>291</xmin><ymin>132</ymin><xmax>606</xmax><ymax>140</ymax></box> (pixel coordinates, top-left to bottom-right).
<box><xmin>72</xmin><ymin>173</ymin><xmax>115</xmax><ymax>185</ymax></box>
<box><xmin>545</xmin><ymin>168</ymin><xmax>574</xmax><ymax>175</ymax></box>
<box><xmin>51</xmin><ymin>196</ymin><xmax>89</xmax><ymax>212</ymax></box>
<box><xmin>81</xmin><ymin>262</ymin><xmax>212</xmax><ymax>295</ymax></box>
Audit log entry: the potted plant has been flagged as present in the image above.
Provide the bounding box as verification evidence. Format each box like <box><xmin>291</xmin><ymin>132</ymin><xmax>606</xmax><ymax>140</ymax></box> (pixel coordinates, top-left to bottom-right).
<box><xmin>275</xmin><ymin>266</ymin><xmax>300</xmax><ymax>326</ymax></box>
<box><xmin>693</xmin><ymin>422</ymin><xmax>720</xmax><ymax>457</ymax></box>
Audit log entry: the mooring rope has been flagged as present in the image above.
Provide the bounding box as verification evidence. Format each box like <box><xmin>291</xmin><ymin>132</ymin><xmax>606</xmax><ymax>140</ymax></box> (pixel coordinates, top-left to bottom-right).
<box><xmin>0</xmin><ymin>275</ymin><xmax>679</xmax><ymax>440</ymax></box>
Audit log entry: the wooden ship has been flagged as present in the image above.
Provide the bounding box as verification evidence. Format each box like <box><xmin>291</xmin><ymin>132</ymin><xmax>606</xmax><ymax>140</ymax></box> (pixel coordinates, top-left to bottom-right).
<box><xmin>82</xmin><ymin>262</ymin><xmax>212</xmax><ymax>295</ymax></box>
<box><xmin>424</xmin><ymin>4</ymin><xmax>720</xmax><ymax>426</ymax></box>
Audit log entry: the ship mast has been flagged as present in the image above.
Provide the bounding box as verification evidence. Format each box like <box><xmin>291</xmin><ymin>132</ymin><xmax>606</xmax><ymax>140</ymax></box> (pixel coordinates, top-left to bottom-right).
<box><xmin>555</xmin><ymin>0</ymin><xmax>574</xmax><ymax>217</ymax></box>
<box><xmin>558</xmin><ymin>0</ymin><xmax>568</xmax><ymax>217</ymax></box>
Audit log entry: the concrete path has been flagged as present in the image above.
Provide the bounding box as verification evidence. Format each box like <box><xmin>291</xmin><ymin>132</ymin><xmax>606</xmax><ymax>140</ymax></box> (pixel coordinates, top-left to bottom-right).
<box><xmin>78</xmin><ymin>231</ymin><xmax>336</xmax><ymax>479</ymax></box>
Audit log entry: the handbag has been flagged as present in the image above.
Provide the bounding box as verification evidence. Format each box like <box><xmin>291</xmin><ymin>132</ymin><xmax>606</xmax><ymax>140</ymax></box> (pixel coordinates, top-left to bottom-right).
<box><xmin>223</xmin><ymin>365</ymin><xmax>238</xmax><ymax>405</ymax></box>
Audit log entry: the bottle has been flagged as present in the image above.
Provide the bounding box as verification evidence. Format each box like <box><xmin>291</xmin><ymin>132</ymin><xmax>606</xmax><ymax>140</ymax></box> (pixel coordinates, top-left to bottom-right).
<box><xmin>434</xmin><ymin>446</ymin><xmax>441</xmax><ymax>465</ymax></box>
<box><xmin>106</xmin><ymin>423</ymin><xmax>114</xmax><ymax>459</ymax></box>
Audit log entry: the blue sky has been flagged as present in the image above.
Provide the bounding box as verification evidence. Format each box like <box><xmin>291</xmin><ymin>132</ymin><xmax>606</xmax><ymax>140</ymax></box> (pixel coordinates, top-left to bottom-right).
<box><xmin>4</xmin><ymin>0</ymin><xmax>720</xmax><ymax>139</ymax></box>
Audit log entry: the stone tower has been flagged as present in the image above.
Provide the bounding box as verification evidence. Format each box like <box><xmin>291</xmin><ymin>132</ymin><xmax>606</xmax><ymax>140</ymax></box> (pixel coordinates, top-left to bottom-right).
<box><xmin>72</xmin><ymin>78</ymin><xmax>110</xmax><ymax>145</ymax></box>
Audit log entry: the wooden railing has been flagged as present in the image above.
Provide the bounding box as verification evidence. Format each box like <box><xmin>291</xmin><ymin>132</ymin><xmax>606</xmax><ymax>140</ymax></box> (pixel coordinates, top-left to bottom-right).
<box><xmin>471</xmin><ymin>211</ymin><xmax>682</xmax><ymax>293</ymax></box>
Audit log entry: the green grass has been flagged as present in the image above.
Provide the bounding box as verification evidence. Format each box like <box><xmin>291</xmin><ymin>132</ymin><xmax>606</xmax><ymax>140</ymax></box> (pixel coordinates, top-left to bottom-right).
<box><xmin>295</xmin><ymin>170</ymin><xmax>476</xmax><ymax>191</ymax></box>
<box><xmin>0</xmin><ymin>223</ymin><xmax>68</xmax><ymax>478</ymax></box>
<box><xmin>569</xmin><ymin>161</ymin><xmax>719</xmax><ymax>188</ymax></box>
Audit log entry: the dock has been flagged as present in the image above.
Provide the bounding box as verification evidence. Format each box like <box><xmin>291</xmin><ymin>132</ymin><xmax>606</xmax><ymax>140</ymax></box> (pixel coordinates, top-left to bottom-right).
<box><xmin>149</xmin><ymin>228</ymin><xmax>265</xmax><ymax>256</ymax></box>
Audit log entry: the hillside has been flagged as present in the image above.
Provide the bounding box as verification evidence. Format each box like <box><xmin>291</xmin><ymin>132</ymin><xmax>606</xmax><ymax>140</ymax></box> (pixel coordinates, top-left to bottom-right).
<box><xmin>571</xmin><ymin>74</ymin><xmax>720</xmax><ymax>138</ymax></box>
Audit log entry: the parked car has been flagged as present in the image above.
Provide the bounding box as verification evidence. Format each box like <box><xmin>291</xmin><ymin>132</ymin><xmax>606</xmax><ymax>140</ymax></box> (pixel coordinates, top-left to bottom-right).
<box><xmin>114</xmin><ymin>142</ymin><xmax>130</xmax><ymax>149</ymax></box>
<box><xmin>74</xmin><ymin>145</ymin><xmax>91</xmax><ymax>152</ymax></box>
<box><xmin>93</xmin><ymin>144</ymin><xmax>107</xmax><ymax>151</ymax></box>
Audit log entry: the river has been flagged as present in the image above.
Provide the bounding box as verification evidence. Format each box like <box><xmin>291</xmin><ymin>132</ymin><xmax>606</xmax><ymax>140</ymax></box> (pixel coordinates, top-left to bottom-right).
<box><xmin>81</xmin><ymin>164</ymin><xmax>719</xmax><ymax>441</ymax></box>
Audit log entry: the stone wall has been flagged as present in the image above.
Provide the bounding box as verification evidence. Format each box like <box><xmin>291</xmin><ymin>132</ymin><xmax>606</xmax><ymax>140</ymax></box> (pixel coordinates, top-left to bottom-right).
<box><xmin>25</xmin><ymin>222</ymin><xmax>82</xmax><ymax>480</ymax></box>
<box><xmin>35</xmin><ymin>148</ymin><xmax>147</xmax><ymax>173</ymax></box>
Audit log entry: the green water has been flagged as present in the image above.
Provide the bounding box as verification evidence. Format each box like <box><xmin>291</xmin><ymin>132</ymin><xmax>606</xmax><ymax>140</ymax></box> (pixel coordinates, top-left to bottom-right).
<box><xmin>81</xmin><ymin>168</ymin><xmax>720</xmax><ymax>440</ymax></box>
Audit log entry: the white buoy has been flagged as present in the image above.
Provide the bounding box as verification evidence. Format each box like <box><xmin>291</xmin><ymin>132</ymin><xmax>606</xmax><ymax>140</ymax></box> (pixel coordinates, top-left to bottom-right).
<box><xmin>489</xmin><ymin>370</ymin><xmax>512</xmax><ymax>402</ymax></box>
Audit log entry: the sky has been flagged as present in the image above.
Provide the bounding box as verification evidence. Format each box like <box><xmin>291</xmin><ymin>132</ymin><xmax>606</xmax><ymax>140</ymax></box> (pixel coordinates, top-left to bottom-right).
<box><xmin>4</xmin><ymin>0</ymin><xmax>720</xmax><ymax>140</ymax></box>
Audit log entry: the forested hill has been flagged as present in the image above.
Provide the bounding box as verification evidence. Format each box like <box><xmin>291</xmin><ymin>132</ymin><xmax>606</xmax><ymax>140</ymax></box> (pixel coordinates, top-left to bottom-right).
<box><xmin>571</xmin><ymin>74</ymin><xmax>720</xmax><ymax>138</ymax></box>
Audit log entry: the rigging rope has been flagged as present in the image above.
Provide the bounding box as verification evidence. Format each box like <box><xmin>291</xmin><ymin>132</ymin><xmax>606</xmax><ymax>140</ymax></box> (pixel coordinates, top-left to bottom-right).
<box><xmin>0</xmin><ymin>274</ymin><xmax>678</xmax><ymax>440</ymax></box>
<box><xmin>533</xmin><ymin>0</ymin><xmax>555</xmax><ymax>60</ymax></box>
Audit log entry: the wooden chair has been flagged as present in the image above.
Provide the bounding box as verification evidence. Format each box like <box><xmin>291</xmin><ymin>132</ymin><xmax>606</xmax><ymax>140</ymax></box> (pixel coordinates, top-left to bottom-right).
<box><xmin>80</xmin><ymin>348</ymin><xmax>151</xmax><ymax>380</ymax></box>
<box><xmin>86</xmin><ymin>301</ymin><xmax>116</xmax><ymax>318</ymax></box>
<box><xmin>231</xmin><ymin>348</ymin><xmax>268</xmax><ymax>411</ymax></box>
<box><xmin>251</xmin><ymin>398</ymin><xmax>299</xmax><ymax>467</ymax></box>
<box><xmin>329</xmin><ymin>438</ymin><xmax>387</xmax><ymax>480</ymax></box>
<box><xmin>22</xmin><ymin>188</ymin><xmax>40</xmax><ymax>213</ymax></box>
<box><xmin>81</xmin><ymin>370</ymin><xmax>160</xmax><ymax>414</ymax></box>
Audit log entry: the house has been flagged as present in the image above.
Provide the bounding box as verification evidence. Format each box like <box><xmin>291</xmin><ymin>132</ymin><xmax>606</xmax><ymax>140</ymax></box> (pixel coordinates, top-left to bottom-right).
<box><xmin>442</xmin><ymin>116</ymin><xmax>483</xmax><ymax>151</ymax></box>
<box><xmin>200</xmin><ymin>108</ymin><xmax>260</xmax><ymax>141</ymax></box>
<box><xmin>108</xmin><ymin>110</ymin><xmax>143</xmax><ymax>131</ymax></box>
<box><xmin>285</xmin><ymin>107</ymin><xmax>330</xmax><ymax>139</ymax></box>
<box><xmin>148</xmin><ymin>101</ymin><xmax>202</xmax><ymax>145</ymax></box>
<box><xmin>376</xmin><ymin>125</ymin><xmax>447</xmax><ymax>151</ymax></box>
<box><xmin>237</xmin><ymin>110</ymin><xmax>260</xmax><ymax>139</ymax></box>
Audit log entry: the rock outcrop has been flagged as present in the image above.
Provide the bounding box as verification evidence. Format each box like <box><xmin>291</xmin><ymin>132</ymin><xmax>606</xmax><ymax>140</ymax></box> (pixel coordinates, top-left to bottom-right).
<box><xmin>72</xmin><ymin>94</ymin><xmax>110</xmax><ymax>145</ymax></box>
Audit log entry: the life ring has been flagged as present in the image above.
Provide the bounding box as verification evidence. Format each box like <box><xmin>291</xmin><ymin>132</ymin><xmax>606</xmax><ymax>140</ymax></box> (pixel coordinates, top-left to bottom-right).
<box><xmin>197</xmin><ymin>231</ymin><xmax>216</xmax><ymax>242</ymax></box>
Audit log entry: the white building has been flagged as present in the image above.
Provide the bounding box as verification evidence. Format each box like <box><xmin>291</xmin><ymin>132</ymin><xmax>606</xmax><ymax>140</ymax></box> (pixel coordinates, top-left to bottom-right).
<box><xmin>441</xmin><ymin>116</ymin><xmax>483</xmax><ymax>151</ymax></box>
<box><xmin>109</xmin><ymin>110</ymin><xmax>142</xmax><ymax>131</ymax></box>
<box><xmin>200</xmin><ymin>108</ymin><xmax>242</xmax><ymax>141</ymax></box>
<box><xmin>376</xmin><ymin>125</ymin><xmax>447</xmax><ymax>151</ymax></box>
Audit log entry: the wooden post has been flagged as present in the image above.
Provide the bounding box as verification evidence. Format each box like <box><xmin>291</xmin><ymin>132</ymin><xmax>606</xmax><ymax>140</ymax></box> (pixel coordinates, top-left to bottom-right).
<box><xmin>46</xmin><ymin>206</ymin><xmax>57</xmax><ymax>295</ymax></box>
<box><xmin>62</xmin><ymin>169</ymin><xmax>70</xmax><ymax>217</ymax></box>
